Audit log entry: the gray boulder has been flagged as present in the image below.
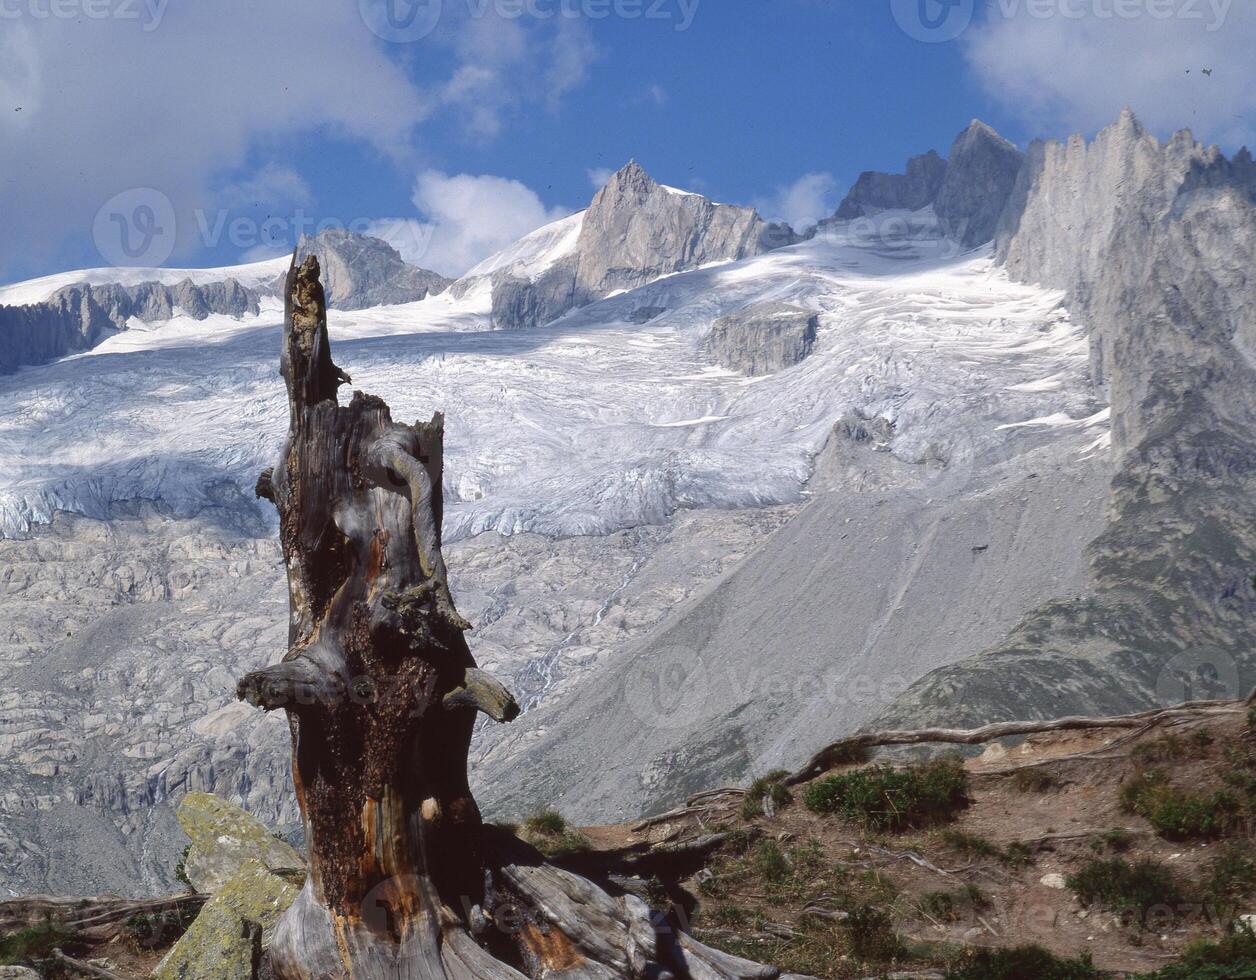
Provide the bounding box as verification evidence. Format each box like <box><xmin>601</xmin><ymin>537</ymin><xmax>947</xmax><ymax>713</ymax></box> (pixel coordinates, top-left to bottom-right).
<box><xmin>289</xmin><ymin>229</ymin><xmax>450</xmax><ymax>310</ymax></box>
<box><xmin>175</xmin><ymin>791</ymin><xmax>304</xmax><ymax>894</ymax></box>
<box><xmin>834</xmin><ymin>149</ymin><xmax>947</xmax><ymax>219</ymax></box>
<box><xmin>934</xmin><ymin>120</ymin><xmax>1024</xmax><ymax>248</ymax></box>
<box><xmin>704</xmin><ymin>302</ymin><xmax>818</xmax><ymax>375</ymax></box>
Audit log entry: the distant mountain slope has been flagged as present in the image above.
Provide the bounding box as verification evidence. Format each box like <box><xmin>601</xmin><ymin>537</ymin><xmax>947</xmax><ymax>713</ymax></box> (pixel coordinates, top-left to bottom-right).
<box><xmin>876</xmin><ymin>110</ymin><xmax>1256</xmax><ymax>730</ymax></box>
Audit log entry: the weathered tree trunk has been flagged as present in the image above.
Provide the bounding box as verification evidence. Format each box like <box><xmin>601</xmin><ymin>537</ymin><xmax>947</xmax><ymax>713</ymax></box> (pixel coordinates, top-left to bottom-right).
<box><xmin>236</xmin><ymin>256</ymin><xmax>774</xmax><ymax>980</ymax></box>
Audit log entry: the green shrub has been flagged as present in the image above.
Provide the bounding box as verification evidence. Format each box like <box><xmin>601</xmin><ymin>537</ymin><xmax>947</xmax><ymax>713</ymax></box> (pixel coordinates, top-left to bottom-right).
<box><xmin>845</xmin><ymin>904</ymin><xmax>901</xmax><ymax>962</ymax></box>
<box><xmin>740</xmin><ymin>774</ymin><xmax>793</xmax><ymax>820</ymax></box>
<box><xmin>1204</xmin><ymin>843</ymin><xmax>1256</xmax><ymax>922</ymax></box>
<box><xmin>0</xmin><ymin>919</ymin><xmax>74</xmax><ymax>966</ymax></box>
<box><xmin>938</xmin><ymin>830</ymin><xmax>1033</xmax><ymax>867</ymax></box>
<box><xmin>1142</xmin><ymin>924</ymin><xmax>1256</xmax><ymax>979</ymax></box>
<box><xmin>1119</xmin><ymin>770</ymin><xmax>1240</xmax><ymax>840</ymax></box>
<box><xmin>753</xmin><ymin>840</ymin><xmax>790</xmax><ymax>883</ymax></box>
<box><xmin>1010</xmin><ymin>767</ymin><xmax>1061</xmax><ymax>792</ymax></box>
<box><xmin>944</xmin><ymin>944</ymin><xmax>1104</xmax><ymax>979</ymax></box>
<box><xmin>1066</xmin><ymin>857</ymin><xmax>1181</xmax><ymax>921</ymax></box>
<box><xmin>802</xmin><ymin>758</ymin><xmax>967</xmax><ymax>831</ymax></box>
<box><xmin>919</xmin><ymin>884</ymin><xmax>989</xmax><ymax>923</ymax></box>
<box><xmin>1089</xmin><ymin>829</ymin><xmax>1135</xmax><ymax>853</ymax></box>
<box><xmin>174</xmin><ymin>843</ymin><xmax>193</xmax><ymax>890</ymax></box>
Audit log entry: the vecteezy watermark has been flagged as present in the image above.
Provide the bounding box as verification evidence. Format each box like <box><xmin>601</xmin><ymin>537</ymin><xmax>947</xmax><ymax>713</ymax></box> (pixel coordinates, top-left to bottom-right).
<box><xmin>891</xmin><ymin>0</ymin><xmax>975</xmax><ymax>42</ymax></box>
<box><xmin>193</xmin><ymin>209</ymin><xmax>436</xmax><ymax>263</ymax></box>
<box><xmin>359</xmin><ymin>0</ymin><xmax>699</xmax><ymax>42</ymax></box>
<box><xmin>893</xmin><ymin>0</ymin><xmax>1233</xmax><ymax>42</ymax></box>
<box><xmin>1155</xmin><ymin>648</ymin><xmax>1241</xmax><ymax>706</ymax></box>
<box><xmin>0</xmin><ymin>0</ymin><xmax>168</xmax><ymax>30</ymax></box>
<box><xmin>93</xmin><ymin>188</ymin><xmax>177</xmax><ymax>268</ymax></box>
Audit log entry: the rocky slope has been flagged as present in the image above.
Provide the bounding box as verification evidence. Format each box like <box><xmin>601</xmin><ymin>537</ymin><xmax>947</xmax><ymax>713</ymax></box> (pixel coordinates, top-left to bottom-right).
<box><xmin>284</xmin><ymin>228</ymin><xmax>449</xmax><ymax>310</ymax></box>
<box><xmin>876</xmin><ymin>112</ymin><xmax>1256</xmax><ymax>730</ymax></box>
<box><xmin>0</xmin><ymin>277</ymin><xmax>259</xmax><ymax>373</ymax></box>
<box><xmin>483</xmin><ymin>161</ymin><xmax>780</xmax><ymax>329</ymax></box>
<box><xmin>824</xmin><ymin>120</ymin><xmax>1024</xmax><ymax>251</ymax></box>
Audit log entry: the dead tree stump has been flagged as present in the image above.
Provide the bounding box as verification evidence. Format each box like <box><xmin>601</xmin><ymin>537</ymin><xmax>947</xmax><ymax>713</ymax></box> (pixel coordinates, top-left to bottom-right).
<box><xmin>236</xmin><ymin>255</ymin><xmax>774</xmax><ymax>979</ymax></box>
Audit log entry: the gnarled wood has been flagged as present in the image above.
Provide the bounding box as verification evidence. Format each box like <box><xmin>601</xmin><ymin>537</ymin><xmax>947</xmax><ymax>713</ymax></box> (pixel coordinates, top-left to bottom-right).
<box><xmin>235</xmin><ymin>254</ymin><xmax>779</xmax><ymax>979</ymax></box>
<box><xmin>784</xmin><ymin>687</ymin><xmax>1256</xmax><ymax>787</ymax></box>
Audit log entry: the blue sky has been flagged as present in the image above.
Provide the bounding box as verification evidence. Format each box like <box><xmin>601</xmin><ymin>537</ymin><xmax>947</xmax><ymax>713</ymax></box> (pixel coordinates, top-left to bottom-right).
<box><xmin>2</xmin><ymin>0</ymin><xmax>1252</xmax><ymax>284</ymax></box>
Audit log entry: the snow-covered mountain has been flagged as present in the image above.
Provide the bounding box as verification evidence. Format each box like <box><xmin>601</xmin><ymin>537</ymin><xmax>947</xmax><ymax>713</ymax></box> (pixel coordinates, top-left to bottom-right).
<box><xmin>1</xmin><ymin>120</ymin><xmax>1252</xmax><ymax>897</ymax></box>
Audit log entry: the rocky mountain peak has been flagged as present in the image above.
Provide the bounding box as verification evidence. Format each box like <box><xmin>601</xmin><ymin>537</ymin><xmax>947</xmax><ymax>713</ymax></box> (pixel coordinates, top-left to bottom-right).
<box><xmin>834</xmin><ymin>148</ymin><xmax>947</xmax><ymax>220</ymax></box>
<box><xmin>935</xmin><ymin>119</ymin><xmax>1024</xmax><ymax>247</ymax></box>
<box><xmin>290</xmin><ymin>229</ymin><xmax>449</xmax><ymax>311</ymax></box>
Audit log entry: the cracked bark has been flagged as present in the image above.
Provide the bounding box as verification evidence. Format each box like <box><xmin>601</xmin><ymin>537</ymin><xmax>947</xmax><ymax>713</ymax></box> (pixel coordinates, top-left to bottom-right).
<box><xmin>236</xmin><ymin>255</ymin><xmax>777</xmax><ymax>980</ymax></box>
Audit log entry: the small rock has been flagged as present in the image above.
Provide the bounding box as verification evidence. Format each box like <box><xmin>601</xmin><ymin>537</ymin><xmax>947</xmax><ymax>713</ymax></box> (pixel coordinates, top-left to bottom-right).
<box><xmin>1240</xmin><ymin>913</ymin><xmax>1256</xmax><ymax>932</ymax></box>
<box><xmin>1040</xmin><ymin>873</ymin><xmax>1068</xmax><ymax>890</ymax></box>
<box><xmin>0</xmin><ymin>968</ymin><xmax>42</xmax><ymax>979</ymax></box>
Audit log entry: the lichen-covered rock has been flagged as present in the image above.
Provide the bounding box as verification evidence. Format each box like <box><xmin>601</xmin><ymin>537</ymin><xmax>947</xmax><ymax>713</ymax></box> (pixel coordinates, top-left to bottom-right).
<box><xmin>704</xmin><ymin>302</ymin><xmax>818</xmax><ymax>375</ymax></box>
<box><xmin>0</xmin><ymin>967</ymin><xmax>41</xmax><ymax>979</ymax></box>
<box><xmin>155</xmin><ymin>858</ymin><xmax>299</xmax><ymax>980</ymax></box>
<box><xmin>176</xmin><ymin>792</ymin><xmax>303</xmax><ymax>894</ymax></box>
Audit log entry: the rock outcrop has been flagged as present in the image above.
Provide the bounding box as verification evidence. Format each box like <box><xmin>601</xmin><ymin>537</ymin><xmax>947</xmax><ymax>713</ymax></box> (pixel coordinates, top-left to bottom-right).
<box><xmin>834</xmin><ymin>149</ymin><xmax>947</xmax><ymax>219</ymax></box>
<box><xmin>154</xmin><ymin>858</ymin><xmax>299</xmax><ymax>980</ymax></box>
<box><xmin>934</xmin><ymin>120</ymin><xmax>1024</xmax><ymax>248</ymax></box>
<box><xmin>877</xmin><ymin>111</ymin><xmax>1256</xmax><ymax>730</ymax></box>
<box><xmin>488</xmin><ymin>162</ymin><xmax>779</xmax><ymax>329</ymax></box>
<box><xmin>703</xmin><ymin>302</ymin><xmax>818</xmax><ymax>375</ymax></box>
<box><xmin>287</xmin><ymin>229</ymin><xmax>449</xmax><ymax>310</ymax></box>
<box><xmin>0</xmin><ymin>278</ymin><xmax>259</xmax><ymax>374</ymax></box>
<box><xmin>175</xmin><ymin>792</ymin><xmax>303</xmax><ymax>894</ymax></box>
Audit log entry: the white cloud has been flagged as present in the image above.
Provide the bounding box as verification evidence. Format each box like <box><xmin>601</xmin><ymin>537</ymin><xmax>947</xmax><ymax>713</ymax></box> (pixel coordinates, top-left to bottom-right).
<box><xmin>754</xmin><ymin>172</ymin><xmax>840</xmax><ymax>231</ymax></box>
<box><xmin>217</xmin><ymin>164</ymin><xmax>313</xmax><ymax>210</ymax></box>
<box><xmin>0</xmin><ymin>2</ymin><xmax>429</xmax><ymax>279</ymax></box>
<box><xmin>640</xmin><ymin>83</ymin><xmax>669</xmax><ymax>107</ymax></box>
<box><xmin>439</xmin><ymin>12</ymin><xmax>600</xmax><ymax>141</ymax></box>
<box><xmin>963</xmin><ymin>0</ymin><xmax>1256</xmax><ymax>146</ymax></box>
<box><xmin>369</xmin><ymin>171</ymin><xmax>572</xmax><ymax>277</ymax></box>
<box><xmin>587</xmin><ymin>167</ymin><xmax>615</xmax><ymax>189</ymax></box>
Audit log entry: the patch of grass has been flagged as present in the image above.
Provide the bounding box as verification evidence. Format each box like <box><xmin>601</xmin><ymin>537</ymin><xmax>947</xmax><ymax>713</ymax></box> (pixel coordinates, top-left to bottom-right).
<box><xmin>1066</xmin><ymin>857</ymin><xmax>1181</xmax><ymax>923</ymax></box>
<box><xmin>0</xmin><ymin>919</ymin><xmax>75</xmax><ymax>966</ymax></box>
<box><xmin>937</xmin><ymin>830</ymin><xmax>1034</xmax><ymax>868</ymax></box>
<box><xmin>1009</xmin><ymin>767</ymin><xmax>1061</xmax><ymax>793</ymax></box>
<box><xmin>705</xmin><ymin>904</ymin><xmax>748</xmax><ymax>927</ymax></box>
<box><xmin>740</xmin><ymin>773</ymin><xmax>793</xmax><ymax>821</ymax></box>
<box><xmin>1089</xmin><ymin>829</ymin><xmax>1135</xmax><ymax>854</ymax></box>
<box><xmin>1142</xmin><ymin>925</ymin><xmax>1256</xmax><ymax>979</ymax></box>
<box><xmin>524</xmin><ymin>810</ymin><xmax>568</xmax><ymax>836</ymax></box>
<box><xmin>1131</xmin><ymin>731</ymin><xmax>1212</xmax><ymax>765</ymax></box>
<box><xmin>944</xmin><ymin>944</ymin><xmax>1105</xmax><ymax>979</ymax></box>
<box><xmin>803</xmin><ymin>758</ymin><xmax>967</xmax><ymax>832</ymax></box>
<box><xmin>1119</xmin><ymin>770</ymin><xmax>1241</xmax><ymax>840</ymax></box>
<box><xmin>521</xmin><ymin>810</ymin><xmax>588</xmax><ymax>857</ymax></box>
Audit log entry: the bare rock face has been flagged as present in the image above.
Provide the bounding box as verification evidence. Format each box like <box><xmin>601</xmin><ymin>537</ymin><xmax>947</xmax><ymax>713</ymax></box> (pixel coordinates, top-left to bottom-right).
<box><xmin>0</xmin><ymin>278</ymin><xmax>260</xmax><ymax>374</ymax></box>
<box><xmin>290</xmin><ymin>229</ymin><xmax>450</xmax><ymax>310</ymax></box>
<box><xmin>490</xmin><ymin>162</ymin><xmax>777</xmax><ymax>329</ymax></box>
<box><xmin>834</xmin><ymin>149</ymin><xmax>947</xmax><ymax>219</ymax></box>
<box><xmin>878</xmin><ymin>112</ymin><xmax>1256</xmax><ymax>731</ymax></box>
<box><xmin>934</xmin><ymin>120</ymin><xmax>1024</xmax><ymax>248</ymax></box>
<box><xmin>703</xmin><ymin>302</ymin><xmax>818</xmax><ymax>375</ymax></box>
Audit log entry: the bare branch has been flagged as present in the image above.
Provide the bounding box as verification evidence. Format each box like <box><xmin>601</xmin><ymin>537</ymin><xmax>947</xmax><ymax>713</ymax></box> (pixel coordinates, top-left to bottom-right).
<box><xmin>443</xmin><ymin>667</ymin><xmax>520</xmax><ymax>723</ymax></box>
